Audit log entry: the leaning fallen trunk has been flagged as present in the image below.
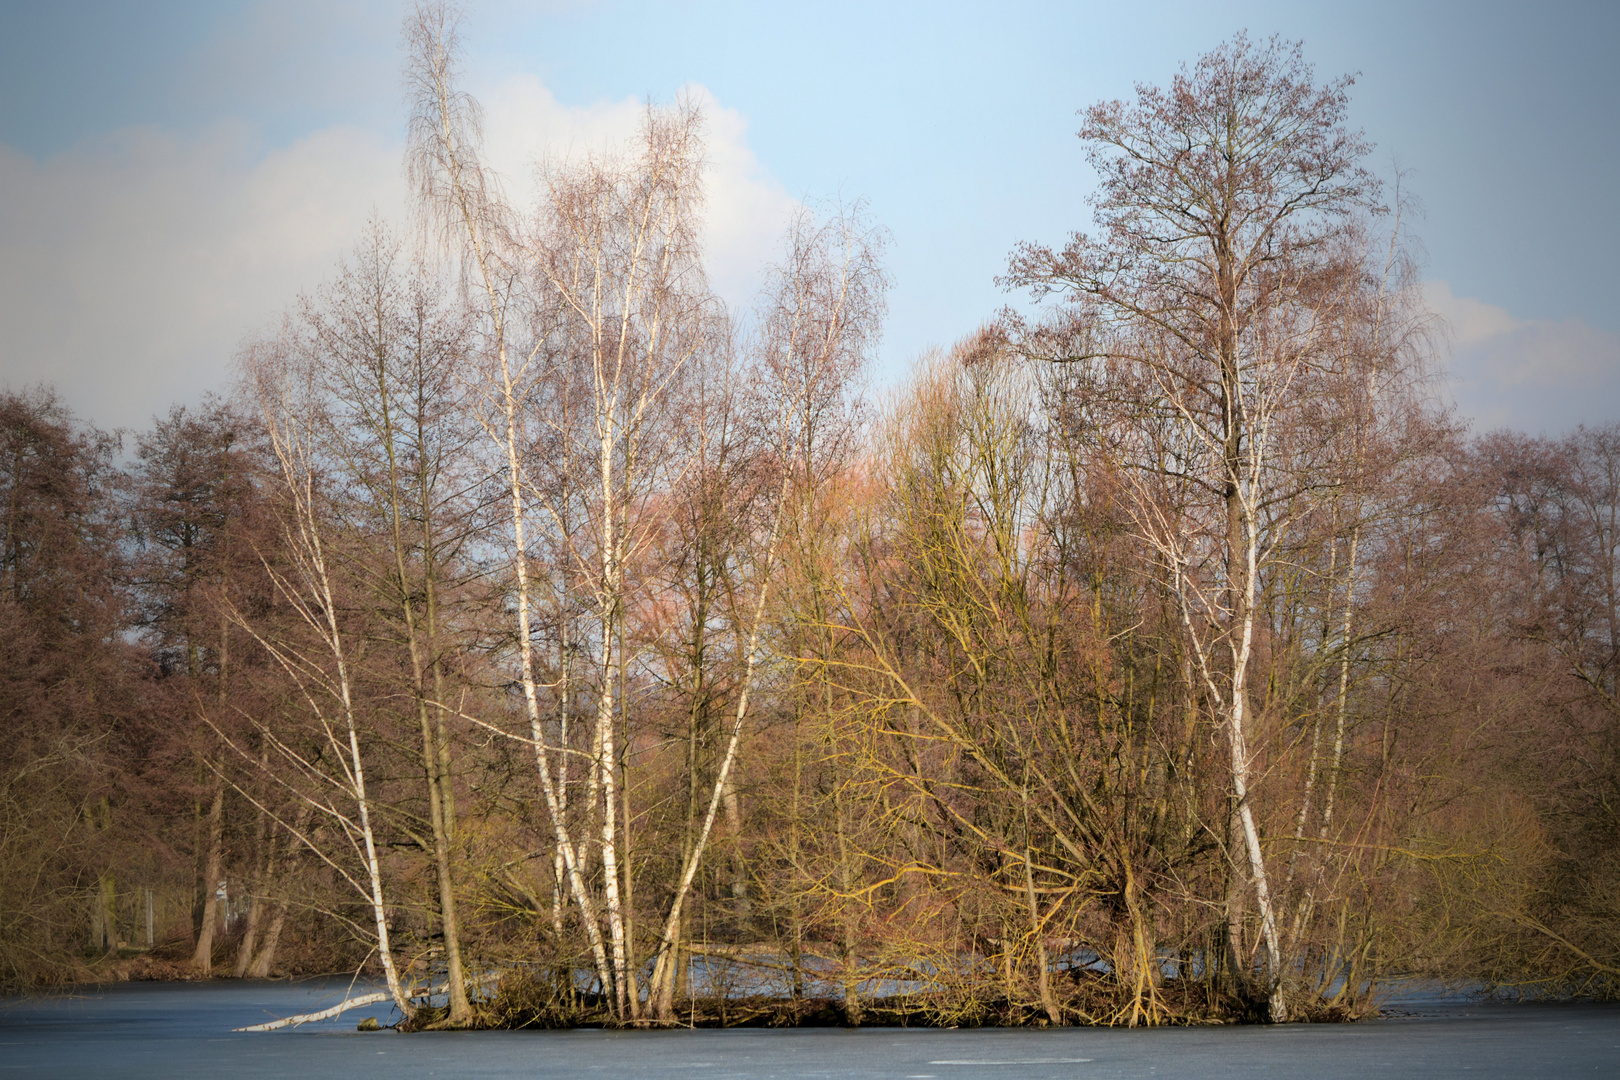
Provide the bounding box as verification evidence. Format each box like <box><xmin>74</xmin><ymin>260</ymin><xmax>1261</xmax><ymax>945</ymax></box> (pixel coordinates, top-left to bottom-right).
<box><xmin>235</xmin><ymin>990</ymin><xmax>395</xmax><ymax>1031</ymax></box>
<box><xmin>235</xmin><ymin>973</ymin><xmax>500</xmax><ymax>1031</ymax></box>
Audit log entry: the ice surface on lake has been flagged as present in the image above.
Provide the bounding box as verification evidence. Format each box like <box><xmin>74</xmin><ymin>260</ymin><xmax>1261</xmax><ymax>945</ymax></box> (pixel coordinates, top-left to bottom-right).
<box><xmin>3</xmin><ymin>980</ymin><xmax>1618</xmax><ymax>1079</ymax></box>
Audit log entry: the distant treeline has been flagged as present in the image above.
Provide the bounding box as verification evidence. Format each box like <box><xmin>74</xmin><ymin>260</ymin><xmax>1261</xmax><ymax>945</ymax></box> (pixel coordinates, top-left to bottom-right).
<box><xmin>2</xmin><ymin>13</ymin><xmax>1616</xmax><ymax>1028</ymax></box>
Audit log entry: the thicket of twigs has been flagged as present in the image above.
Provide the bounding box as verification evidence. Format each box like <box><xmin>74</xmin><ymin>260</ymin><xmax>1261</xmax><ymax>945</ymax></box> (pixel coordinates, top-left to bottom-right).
<box><xmin>3</xmin><ymin>10</ymin><xmax>1616</xmax><ymax>1027</ymax></box>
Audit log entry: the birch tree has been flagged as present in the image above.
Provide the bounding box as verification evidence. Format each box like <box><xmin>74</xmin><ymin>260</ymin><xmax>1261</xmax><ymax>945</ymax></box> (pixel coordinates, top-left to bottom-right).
<box><xmin>1005</xmin><ymin>33</ymin><xmax>1381</xmax><ymax>1021</ymax></box>
<box><xmin>641</xmin><ymin>204</ymin><xmax>887</xmax><ymax>1022</ymax></box>
<box><xmin>405</xmin><ymin>2</ymin><xmax>715</xmax><ymax>1018</ymax></box>
<box><xmin>300</xmin><ymin>223</ymin><xmax>480</xmax><ymax>1024</ymax></box>
<box><xmin>531</xmin><ymin>104</ymin><xmax>712</xmax><ymax>1020</ymax></box>
<box><xmin>231</xmin><ymin>336</ymin><xmax>418</xmax><ymax>1022</ymax></box>
<box><xmin>405</xmin><ymin>1</ymin><xmax>615</xmax><ymax>1008</ymax></box>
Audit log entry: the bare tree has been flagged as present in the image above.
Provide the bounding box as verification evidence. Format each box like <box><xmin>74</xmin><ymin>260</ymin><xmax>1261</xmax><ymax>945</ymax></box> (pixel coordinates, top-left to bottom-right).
<box><xmin>232</xmin><ymin>334</ymin><xmax>418</xmax><ymax>1022</ymax></box>
<box><xmin>1006</xmin><ymin>34</ymin><xmax>1382</xmax><ymax>1021</ymax></box>
<box><xmin>641</xmin><ymin>203</ymin><xmax>887</xmax><ymax>1021</ymax></box>
<box><xmin>131</xmin><ymin>399</ymin><xmax>261</xmax><ymax>975</ymax></box>
<box><xmin>405</xmin><ymin>0</ymin><xmax>621</xmax><ymax>1010</ymax></box>
<box><xmin>406</xmin><ymin>2</ymin><xmax>719</xmax><ymax>1019</ymax></box>
<box><xmin>530</xmin><ymin>100</ymin><xmax>712</xmax><ymax>1019</ymax></box>
<box><xmin>298</xmin><ymin>222</ymin><xmax>481</xmax><ymax>1023</ymax></box>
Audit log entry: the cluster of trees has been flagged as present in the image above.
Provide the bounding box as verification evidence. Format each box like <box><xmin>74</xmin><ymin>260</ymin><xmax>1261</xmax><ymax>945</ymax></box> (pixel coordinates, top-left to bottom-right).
<box><xmin>3</xmin><ymin>16</ymin><xmax>1616</xmax><ymax>1026</ymax></box>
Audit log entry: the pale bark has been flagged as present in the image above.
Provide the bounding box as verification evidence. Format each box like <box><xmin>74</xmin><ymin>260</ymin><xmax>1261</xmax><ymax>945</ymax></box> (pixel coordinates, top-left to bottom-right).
<box><xmin>236</xmin><ymin>357</ymin><xmax>419</xmax><ymax>1021</ymax></box>
<box><xmin>234</xmin><ymin>973</ymin><xmax>499</xmax><ymax>1032</ymax></box>
<box><xmin>407</xmin><ymin>8</ymin><xmax>616</xmax><ymax>1004</ymax></box>
<box><xmin>647</xmin><ymin>526</ymin><xmax>781</xmax><ymax>1017</ymax></box>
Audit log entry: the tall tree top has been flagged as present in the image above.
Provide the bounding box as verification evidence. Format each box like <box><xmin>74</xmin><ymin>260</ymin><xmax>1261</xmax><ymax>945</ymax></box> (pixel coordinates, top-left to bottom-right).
<box><xmin>1007</xmin><ymin>33</ymin><xmax>1380</xmax><ymax>329</ymax></box>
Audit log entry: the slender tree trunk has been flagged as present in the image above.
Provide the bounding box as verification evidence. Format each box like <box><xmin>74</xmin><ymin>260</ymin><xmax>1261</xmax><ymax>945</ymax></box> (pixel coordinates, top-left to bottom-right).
<box><xmin>648</xmin><ymin>586</ymin><xmax>776</xmax><ymax>1018</ymax></box>
<box><xmin>835</xmin><ymin>784</ymin><xmax>861</xmax><ymax>1026</ymax></box>
<box><xmin>192</xmin><ymin>780</ymin><xmax>224</xmax><ymax>973</ymax></box>
<box><xmin>97</xmin><ymin>872</ymin><xmax>119</xmax><ymax>956</ymax></box>
<box><xmin>232</xmin><ymin>781</ymin><xmax>269</xmax><ymax>978</ymax></box>
<box><xmin>289</xmin><ymin>449</ymin><xmax>416</xmax><ymax>1020</ymax></box>
<box><xmin>787</xmin><ymin>705</ymin><xmax>805</xmax><ymax>1004</ymax></box>
<box><xmin>247</xmin><ymin>802</ymin><xmax>311</xmax><ymax>979</ymax></box>
<box><xmin>552</xmin><ymin>627</ymin><xmax>572</xmax><ymax>942</ymax></box>
<box><xmin>1221</xmin><ymin>791</ymin><xmax>1248</xmax><ymax>999</ymax></box>
<box><xmin>1292</xmin><ymin>526</ymin><xmax>1362</xmax><ymax>948</ymax></box>
<box><xmin>232</xmin><ymin>890</ymin><xmax>262</xmax><ymax>978</ymax></box>
<box><xmin>1218</xmin><ymin>330</ymin><xmax>1285</xmax><ymax>1019</ymax></box>
<box><xmin>410</xmin><ymin>21</ymin><xmax>614</xmax><ymax>1001</ymax></box>
<box><xmin>648</xmin><ymin>471</ymin><xmax>794</xmax><ymax>1020</ymax></box>
<box><xmin>495</xmin><ymin>341</ymin><xmax>614</xmax><ymax>1003</ymax></box>
<box><xmin>722</xmin><ymin>777</ymin><xmax>749</xmax><ymax>920</ymax></box>
<box><xmin>1227</xmin><ymin>670</ymin><xmax>1286</xmax><ymax>1021</ymax></box>
<box><xmin>593</xmin><ymin>383</ymin><xmax>631</xmax><ymax>1020</ymax></box>
<box><xmin>332</xmin><ymin>643</ymin><xmax>415</xmax><ymax>1021</ymax></box>
<box><xmin>596</xmin><ymin>637</ymin><xmax>629</xmax><ymax>1018</ymax></box>
<box><xmin>1022</xmin><ymin>836</ymin><xmax>1059</xmax><ymax>1024</ymax></box>
<box><xmin>246</xmin><ymin>904</ymin><xmax>287</xmax><ymax>979</ymax></box>
<box><xmin>618</xmin><ymin>620</ymin><xmax>643</xmax><ymax>1022</ymax></box>
<box><xmin>367</xmin><ymin>330</ymin><xmax>472</xmax><ymax>1026</ymax></box>
<box><xmin>424</xmin><ymin>527</ymin><xmax>468</xmax><ymax>1019</ymax></box>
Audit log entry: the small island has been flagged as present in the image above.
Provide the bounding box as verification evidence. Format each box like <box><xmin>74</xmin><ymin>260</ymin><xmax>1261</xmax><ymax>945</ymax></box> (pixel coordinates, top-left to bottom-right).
<box><xmin>2</xmin><ymin>4</ymin><xmax>1616</xmax><ymax>1074</ymax></box>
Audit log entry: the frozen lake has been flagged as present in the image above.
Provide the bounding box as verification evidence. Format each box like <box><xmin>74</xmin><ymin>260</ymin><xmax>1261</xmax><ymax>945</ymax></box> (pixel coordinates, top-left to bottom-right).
<box><xmin>2</xmin><ymin>980</ymin><xmax>1617</xmax><ymax>1079</ymax></box>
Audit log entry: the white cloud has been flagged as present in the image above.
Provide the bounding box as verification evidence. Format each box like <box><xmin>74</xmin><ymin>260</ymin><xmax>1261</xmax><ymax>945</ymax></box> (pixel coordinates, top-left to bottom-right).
<box><xmin>1423</xmin><ymin>280</ymin><xmax>1521</xmax><ymax>349</ymax></box>
<box><xmin>687</xmin><ymin>87</ymin><xmax>803</xmax><ymax>309</ymax></box>
<box><xmin>1424</xmin><ymin>281</ymin><xmax>1620</xmax><ymax>434</ymax></box>
<box><xmin>477</xmin><ymin>75</ymin><xmax>799</xmax><ymax>309</ymax></box>
<box><xmin>0</xmin><ymin>76</ymin><xmax>795</xmax><ymax>433</ymax></box>
<box><xmin>0</xmin><ymin>123</ymin><xmax>403</xmax><ymax>432</ymax></box>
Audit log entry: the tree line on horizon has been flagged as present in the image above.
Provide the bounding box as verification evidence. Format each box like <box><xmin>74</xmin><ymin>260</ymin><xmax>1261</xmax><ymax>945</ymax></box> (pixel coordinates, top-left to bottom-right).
<box><xmin>1</xmin><ymin>11</ymin><xmax>1616</xmax><ymax>1028</ymax></box>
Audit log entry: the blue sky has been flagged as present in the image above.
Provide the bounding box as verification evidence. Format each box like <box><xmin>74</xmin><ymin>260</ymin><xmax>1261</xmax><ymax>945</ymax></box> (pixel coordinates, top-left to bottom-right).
<box><xmin>2</xmin><ymin>0</ymin><xmax>1616</xmax><ymax>434</ymax></box>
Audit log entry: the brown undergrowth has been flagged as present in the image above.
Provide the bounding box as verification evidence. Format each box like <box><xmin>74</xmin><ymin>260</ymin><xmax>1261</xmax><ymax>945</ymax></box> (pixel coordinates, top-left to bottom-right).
<box><xmin>478</xmin><ymin>970</ymin><xmax>1342</xmax><ymax>1030</ymax></box>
